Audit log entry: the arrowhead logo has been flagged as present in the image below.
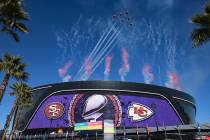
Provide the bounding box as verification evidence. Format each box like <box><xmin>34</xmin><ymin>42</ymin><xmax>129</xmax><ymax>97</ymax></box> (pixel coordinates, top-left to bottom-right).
<box><xmin>128</xmin><ymin>103</ymin><xmax>153</xmax><ymax>121</ymax></box>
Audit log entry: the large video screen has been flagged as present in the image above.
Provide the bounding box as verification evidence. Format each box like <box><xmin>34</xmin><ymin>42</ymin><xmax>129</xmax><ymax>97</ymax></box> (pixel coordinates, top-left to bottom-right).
<box><xmin>27</xmin><ymin>93</ymin><xmax>182</xmax><ymax>129</ymax></box>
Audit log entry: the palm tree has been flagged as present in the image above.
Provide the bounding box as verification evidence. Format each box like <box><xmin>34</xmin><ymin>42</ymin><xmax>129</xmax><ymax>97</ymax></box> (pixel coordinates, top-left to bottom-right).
<box><xmin>0</xmin><ymin>0</ymin><xmax>29</xmax><ymax>42</ymax></box>
<box><xmin>2</xmin><ymin>82</ymin><xmax>32</xmax><ymax>140</ymax></box>
<box><xmin>0</xmin><ymin>53</ymin><xmax>29</xmax><ymax>103</ymax></box>
<box><xmin>191</xmin><ymin>4</ymin><xmax>210</xmax><ymax>47</ymax></box>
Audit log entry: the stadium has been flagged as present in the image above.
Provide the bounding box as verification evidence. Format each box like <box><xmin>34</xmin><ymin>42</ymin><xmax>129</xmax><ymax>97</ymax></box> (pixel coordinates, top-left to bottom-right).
<box><xmin>12</xmin><ymin>81</ymin><xmax>210</xmax><ymax>139</ymax></box>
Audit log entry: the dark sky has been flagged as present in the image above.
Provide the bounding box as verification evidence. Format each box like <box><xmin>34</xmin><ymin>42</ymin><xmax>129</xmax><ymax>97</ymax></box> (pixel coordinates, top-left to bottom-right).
<box><xmin>0</xmin><ymin>0</ymin><xmax>209</xmax><ymax>128</ymax></box>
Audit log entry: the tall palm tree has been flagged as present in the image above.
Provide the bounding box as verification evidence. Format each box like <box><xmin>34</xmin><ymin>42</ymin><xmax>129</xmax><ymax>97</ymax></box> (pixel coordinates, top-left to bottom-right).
<box><xmin>0</xmin><ymin>53</ymin><xmax>29</xmax><ymax>103</ymax></box>
<box><xmin>2</xmin><ymin>82</ymin><xmax>32</xmax><ymax>140</ymax></box>
<box><xmin>191</xmin><ymin>4</ymin><xmax>210</xmax><ymax>47</ymax></box>
<box><xmin>0</xmin><ymin>0</ymin><xmax>29</xmax><ymax>42</ymax></box>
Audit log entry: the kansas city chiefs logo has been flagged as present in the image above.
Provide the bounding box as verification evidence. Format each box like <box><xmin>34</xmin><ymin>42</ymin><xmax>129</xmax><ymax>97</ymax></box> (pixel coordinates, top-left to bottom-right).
<box><xmin>44</xmin><ymin>102</ymin><xmax>64</xmax><ymax>120</ymax></box>
<box><xmin>128</xmin><ymin>103</ymin><xmax>153</xmax><ymax>121</ymax></box>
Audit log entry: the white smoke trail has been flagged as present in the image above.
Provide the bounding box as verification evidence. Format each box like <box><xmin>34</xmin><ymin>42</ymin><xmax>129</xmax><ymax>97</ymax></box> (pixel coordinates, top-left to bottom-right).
<box><xmin>89</xmin><ymin>28</ymin><xmax>122</xmax><ymax>79</ymax></box>
<box><xmin>79</xmin><ymin>26</ymin><xmax>121</xmax><ymax>80</ymax></box>
<box><xmin>74</xmin><ymin>23</ymin><xmax>116</xmax><ymax>80</ymax></box>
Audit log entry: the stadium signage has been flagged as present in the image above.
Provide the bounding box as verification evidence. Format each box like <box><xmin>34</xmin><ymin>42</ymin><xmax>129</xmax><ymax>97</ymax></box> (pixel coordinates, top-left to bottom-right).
<box><xmin>44</xmin><ymin>102</ymin><xmax>64</xmax><ymax>119</ymax></box>
<box><xmin>27</xmin><ymin>94</ymin><xmax>182</xmax><ymax>129</ymax></box>
<box><xmin>74</xmin><ymin>121</ymin><xmax>103</xmax><ymax>131</ymax></box>
<box><xmin>128</xmin><ymin>103</ymin><xmax>153</xmax><ymax>121</ymax></box>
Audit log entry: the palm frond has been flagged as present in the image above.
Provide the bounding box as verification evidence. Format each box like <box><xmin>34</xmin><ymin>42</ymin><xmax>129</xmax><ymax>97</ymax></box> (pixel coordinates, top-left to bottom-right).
<box><xmin>1</xmin><ymin>27</ymin><xmax>20</xmax><ymax>42</ymax></box>
<box><xmin>10</xmin><ymin>82</ymin><xmax>32</xmax><ymax>107</ymax></box>
<box><xmin>191</xmin><ymin>28</ymin><xmax>210</xmax><ymax>47</ymax></box>
<box><xmin>10</xmin><ymin>91</ymin><xmax>16</xmax><ymax>96</ymax></box>
<box><xmin>205</xmin><ymin>5</ymin><xmax>210</xmax><ymax>14</ymax></box>
<box><xmin>0</xmin><ymin>0</ymin><xmax>29</xmax><ymax>42</ymax></box>
<box><xmin>1</xmin><ymin>53</ymin><xmax>29</xmax><ymax>81</ymax></box>
<box><xmin>14</xmin><ymin>22</ymin><xmax>28</xmax><ymax>33</ymax></box>
<box><xmin>191</xmin><ymin>3</ymin><xmax>210</xmax><ymax>47</ymax></box>
<box><xmin>0</xmin><ymin>59</ymin><xmax>2</xmax><ymax>71</ymax></box>
<box><xmin>16</xmin><ymin>63</ymin><xmax>27</xmax><ymax>71</ymax></box>
<box><xmin>13</xmin><ymin>57</ymin><xmax>22</xmax><ymax>66</ymax></box>
<box><xmin>13</xmin><ymin>71</ymin><xmax>29</xmax><ymax>81</ymax></box>
<box><xmin>9</xmin><ymin>30</ymin><xmax>20</xmax><ymax>42</ymax></box>
<box><xmin>191</xmin><ymin>14</ymin><xmax>210</xmax><ymax>27</ymax></box>
<box><xmin>4</xmin><ymin>53</ymin><xmax>13</xmax><ymax>61</ymax></box>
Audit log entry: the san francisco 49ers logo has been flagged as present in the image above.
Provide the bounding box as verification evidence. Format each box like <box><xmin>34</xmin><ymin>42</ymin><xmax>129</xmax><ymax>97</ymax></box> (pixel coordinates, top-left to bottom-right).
<box><xmin>128</xmin><ymin>103</ymin><xmax>153</xmax><ymax>121</ymax></box>
<box><xmin>44</xmin><ymin>102</ymin><xmax>64</xmax><ymax>120</ymax></box>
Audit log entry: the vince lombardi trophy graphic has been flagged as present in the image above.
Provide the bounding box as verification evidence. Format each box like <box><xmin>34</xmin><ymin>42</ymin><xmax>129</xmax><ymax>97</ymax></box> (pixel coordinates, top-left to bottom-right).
<box><xmin>82</xmin><ymin>95</ymin><xmax>108</xmax><ymax>122</ymax></box>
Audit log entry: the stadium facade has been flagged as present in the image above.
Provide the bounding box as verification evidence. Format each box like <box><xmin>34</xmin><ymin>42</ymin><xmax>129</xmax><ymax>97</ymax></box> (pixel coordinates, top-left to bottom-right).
<box><xmin>15</xmin><ymin>81</ymin><xmax>196</xmax><ymax>139</ymax></box>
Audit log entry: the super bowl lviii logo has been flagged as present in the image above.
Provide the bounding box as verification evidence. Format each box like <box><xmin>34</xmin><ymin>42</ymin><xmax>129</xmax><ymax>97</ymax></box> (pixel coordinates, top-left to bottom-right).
<box><xmin>44</xmin><ymin>102</ymin><xmax>64</xmax><ymax>120</ymax></box>
<box><xmin>82</xmin><ymin>95</ymin><xmax>108</xmax><ymax>122</ymax></box>
<box><xmin>69</xmin><ymin>94</ymin><xmax>122</xmax><ymax>127</ymax></box>
<box><xmin>128</xmin><ymin>103</ymin><xmax>153</xmax><ymax>121</ymax></box>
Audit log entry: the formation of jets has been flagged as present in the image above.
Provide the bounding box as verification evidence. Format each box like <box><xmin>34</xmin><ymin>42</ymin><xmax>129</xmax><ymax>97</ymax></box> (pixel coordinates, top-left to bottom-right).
<box><xmin>112</xmin><ymin>10</ymin><xmax>133</xmax><ymax>27</ymax></box>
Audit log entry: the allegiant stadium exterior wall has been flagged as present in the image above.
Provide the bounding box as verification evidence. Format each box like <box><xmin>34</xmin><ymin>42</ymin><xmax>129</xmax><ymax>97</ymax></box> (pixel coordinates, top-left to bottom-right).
<box><xmin>16</xmin><ymin>81</ymin><xmax>196</xmax><ymax>132</ymax></box>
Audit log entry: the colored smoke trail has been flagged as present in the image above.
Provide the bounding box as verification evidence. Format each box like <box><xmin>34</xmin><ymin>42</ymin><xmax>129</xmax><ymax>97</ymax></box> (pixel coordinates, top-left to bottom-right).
<box><xmin>82</xmin><ymin>58</ymin><xmax>92</xmax><ymax>80</ymax></box>
<box><xmin>55</xmin><ymin>14</ymin><xmax>184</xmax><ymax>88</ymax></box>
<box><xmin>165</xmin><ymin>72</ymin><xmax>181</xmax><ymax>90</ymax></box>
<box><xmin>58</xmin><ymin>60</ymin><xmax>73</xmax><ymax>82</ymax></box>
<box><xmin>104</xmin><ymin>56</ymin><xmax>112</xmax><ymax>80</ymax></box>
<box><xmin>142</xmin><ymin>64</ymin><xmax>154</xmax><ymax>84</ymax></box>
<box><xmin>58</xmin><ymin>61</ymin><xmax>73</xmax><ymax>77</ymax></box>
<box><xmin>119</xmin><ymin>48</ymin><xmax>130</xmax><ymax>81</ymax></box>
<box><xmin>76</xmin><ymin>23</ymin><xmax>121</xmax><ymax>80</ymax></box>
<box><xmin>62</xmin><ymin>75</ymin><xmax>71</xmax><ymax>82</ymax></box>
<box><xmin>75</xmin><ymin>24</ymin><xmax>114</xmax><ymax>79</ymax></box>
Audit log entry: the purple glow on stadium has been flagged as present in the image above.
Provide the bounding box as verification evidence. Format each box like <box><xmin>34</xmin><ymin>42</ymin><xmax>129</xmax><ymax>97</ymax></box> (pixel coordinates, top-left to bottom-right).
<box><xmin>27</xmin><ymin>93</ymin><xmax>182</xmax><ymax>129</ymax></box>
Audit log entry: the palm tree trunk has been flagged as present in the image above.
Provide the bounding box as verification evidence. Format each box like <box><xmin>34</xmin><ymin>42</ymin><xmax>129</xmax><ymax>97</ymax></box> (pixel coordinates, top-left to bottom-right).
<box><xmin>1</xmin><ymin>102</ymin><xmax>17</xmax><ymax>140</ymax></box>
<box><xmin>0</xmin><ymin>74</ymin><xmax>10</xmax><ymax>103</ymax></box>
<box><xmin>8</xmin><ymin>119</ymin><xmax>17</xmax><ymax>140</ymax></box>
<box><xmin>8</xmin><ymin>106</ymin><xmax>22</xmax><ymax>140</ymax></box>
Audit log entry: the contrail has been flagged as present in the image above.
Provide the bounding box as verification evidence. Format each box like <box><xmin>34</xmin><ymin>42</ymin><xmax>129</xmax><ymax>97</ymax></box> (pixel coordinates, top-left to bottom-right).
<box><xmin>90</xmin><ymin>41</ymin><xmax>118</xmax><ymax>80</ymax></box>
<box><xmin>89</xmin><ymin>33</ymin><xmax>120</xmax><ymax>80</ymax></box>
<box><xmin>76</xmin><ymin>24</ymin><xmax>120</xmax><ymax>80</ymax></box>
<box><xmin>74</xmin><ymin>23</ymin><xmax>117</xmax><ymax>80</ymax></box>
<box><xmin>80</xmin><ymin>27</ymin><xmax>121</xmax><ymax>80</ymax></box>
<box><xmin>73</xmin><ymin>25</ymin><xmax>111</xmax><ymax>80</ymax></box>
<box><xmin>87</xmin><ymin>23</ymin><xmax>117</xmax><ymax>63</ymax></box>
<box><xmin>73</xmin><ymin>26</ymin><xmax>109</xmax><ymax>80</ymax></box>
<box><xmin>90</xmin><ymin>26</ymin><xmax>120</xmax><ymax>70</ymax></box>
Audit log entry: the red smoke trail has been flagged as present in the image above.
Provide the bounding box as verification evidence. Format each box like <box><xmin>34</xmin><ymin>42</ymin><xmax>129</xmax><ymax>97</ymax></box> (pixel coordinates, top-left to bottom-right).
<box><xmin>85</xmin><ymin>58</ymin><xmax>92</xmax><ymax>79</ymax></box>
<box><xmin>119</xmin><ymin>48</ymin><xmax>130</xmax><ymax>81</ymax></box>
<box><xmin>104</xmin><ymin>56</ymin><xmax>112</xmax><ymax>80</ymax></box>
<box><xmin>58</xmin><ymin>61</ymin><xmax>73</xmax><ymax>77</ymax></box>
<box><xmin>165</xmin><ymin>72</ymin><xmax>181</xmax><ymax>90</ymax></box>
<box><xmin>142</xmin><ymin>64</ymin><xmax>154</xmax><ymax>84</ymax></box>
<box><xmin>122</xmin><ymin>48</ymin><xmax>129</xmax><ymax>70</ymax></box>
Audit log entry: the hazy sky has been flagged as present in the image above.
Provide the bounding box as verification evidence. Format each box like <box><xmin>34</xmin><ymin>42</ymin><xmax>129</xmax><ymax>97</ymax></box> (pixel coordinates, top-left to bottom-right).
<box><xmin>0</xmin><ymin>0</ymin><xmax>209</xmax><ymax>128</ymax></box>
